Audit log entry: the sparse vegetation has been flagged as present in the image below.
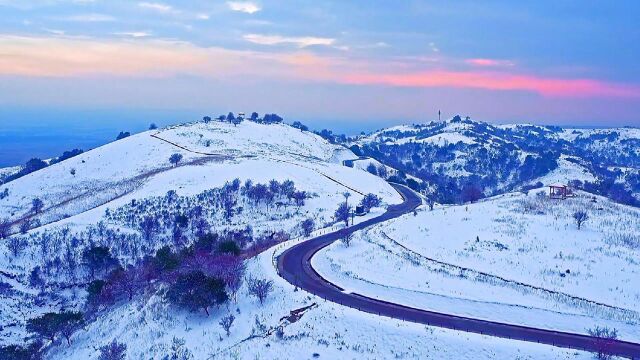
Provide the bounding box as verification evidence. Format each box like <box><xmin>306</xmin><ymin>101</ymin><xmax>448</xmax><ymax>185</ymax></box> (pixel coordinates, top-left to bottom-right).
<box><xmin>573</xmin><ymin>210</ymin><xmax>589</xmax><ymax>230</ymax></box>
<box><xmin>247</xmin><ymin>277</ymin><xmax>273</xmax><ymax>305</ymax></box>
<box><xmin>98</xmin><ymin>340</ymin><xmax>127</xmax><ymax>360</ymax></box>
<box><xmin>169</xmin><ymin>153</ymin><xmax>183</xmax><ymax>167</ymax></box>
<box><xmin>587</xmin><ymin>326</ymin><xmax>618</xmax><ymax>360</ymax></box>
<box><xmin>219</xmin><ymin>314</ymin><xmax>235</xmax><ymax>336</ymax></box>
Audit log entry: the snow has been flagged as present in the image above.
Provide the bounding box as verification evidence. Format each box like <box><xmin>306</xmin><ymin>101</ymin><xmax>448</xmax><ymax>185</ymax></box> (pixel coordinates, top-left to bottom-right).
<box><xmin>314</xmin><ymin>191</ymin><xmax>640</xmax><ymax>343</ymax></box>
<box><xmin>532</xmin><ymin>156</ymin><xmax>596</xmax><ymax>185</ymax></box>
<box><xmin>0</xmin><ymin>120</ymin><xmax>402</xmax><ymax>348</ymax></box>
<box><xmin>392</xmin><ymin>132</ymin><xmax>477</xmax><ymax>146</ymax></box>
<box><xmin>0</xmin><ymin>165</ymin><xmax>21</xmax><ymax>181</ymax></box>
<box><xmin>46</xmin><ymin>228</ymin><xmax>594</xmax><ymax>360</ymax></box>
<box><xmin>1</xmin><ymin>119</ymin><xmax>636</xmax><ymax>358</ymax></box>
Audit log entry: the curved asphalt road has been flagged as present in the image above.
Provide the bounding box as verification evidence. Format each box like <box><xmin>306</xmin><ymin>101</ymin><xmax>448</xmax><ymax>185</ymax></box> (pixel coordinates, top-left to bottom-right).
<box><xmin>277</xmin><ymin>183</ymin><xmax>640</xmax><ymax>359</ymax></box>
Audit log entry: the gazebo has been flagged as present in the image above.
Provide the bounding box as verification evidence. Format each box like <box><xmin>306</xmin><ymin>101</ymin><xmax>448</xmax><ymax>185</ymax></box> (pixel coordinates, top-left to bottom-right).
<box><xmin>548</xmin><ymin>183</ymin><xmax>572</xmax><ymax>199</ymax></box>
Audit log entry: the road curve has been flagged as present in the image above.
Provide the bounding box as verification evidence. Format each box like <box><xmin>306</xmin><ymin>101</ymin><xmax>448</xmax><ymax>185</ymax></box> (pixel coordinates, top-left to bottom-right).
<box><xmin>277</xmin><ymin>183</ymin><xmax>640</xmax><ymax>359</ymax></box>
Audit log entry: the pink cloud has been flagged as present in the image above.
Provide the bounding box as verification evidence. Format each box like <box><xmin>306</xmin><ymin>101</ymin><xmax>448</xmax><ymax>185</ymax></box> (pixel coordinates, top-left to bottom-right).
<box><xmin>341</xmin><ymin>70</ymin><xmax>640</xmax><ymax>98</ymax></box>
<box><xmin>1</xmin><ymin>35</ymin><xmax>638</xmax><ymax>99</ymax></box>
<box><xmin>465</xmin><ymin>58</ymin><xmax>514</xmax><ymax>67</ymax></box>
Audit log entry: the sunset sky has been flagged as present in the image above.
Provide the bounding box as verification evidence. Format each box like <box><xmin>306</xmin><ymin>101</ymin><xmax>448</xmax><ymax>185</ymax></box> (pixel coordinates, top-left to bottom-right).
<box><xmin>1</xmin><ymin>0</ymin><xmax>639</xmax><ymax>128</ymax></box>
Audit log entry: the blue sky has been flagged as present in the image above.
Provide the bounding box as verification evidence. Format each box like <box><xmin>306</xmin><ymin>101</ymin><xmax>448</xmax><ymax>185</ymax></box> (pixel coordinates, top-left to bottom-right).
<box><xmin>0</xmin><ymin>0</ymin><xmax>639</xmax><ymax>129</ymax></box>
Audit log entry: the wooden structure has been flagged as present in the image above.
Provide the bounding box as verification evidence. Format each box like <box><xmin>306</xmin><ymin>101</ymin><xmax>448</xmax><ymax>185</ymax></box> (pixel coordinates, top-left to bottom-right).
<box><xmin>548</xmin><ymin>184</ymin><xmax>573</xmax><ymax>199</ymax></box>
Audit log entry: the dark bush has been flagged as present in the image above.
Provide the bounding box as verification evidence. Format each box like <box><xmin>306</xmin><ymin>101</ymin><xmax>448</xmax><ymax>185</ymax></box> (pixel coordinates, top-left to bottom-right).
<box><xmin>166</xmin><ymin>271</ymin><xmax>228</xmax><ymax>316</ymax></box>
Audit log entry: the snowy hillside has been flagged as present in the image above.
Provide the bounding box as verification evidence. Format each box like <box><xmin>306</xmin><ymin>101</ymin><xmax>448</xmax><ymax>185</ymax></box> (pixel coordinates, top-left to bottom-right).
<box><xmin>0</xmin><ymin>120</ymin><xmax>401</xmax><ymax>353</ymax></box>
<box><xmin>0</xmin><ymin>165</ymin><xmax>21</xmax><ymax>183</ymax></box>
<box><xmin>350</xmin><ymin>116</ymin><xmax>640</xmax><ymax>206</ymax></box>
<box><xmin>314</xmin><ymin>189</ymin><xmax>640</xmax><ymax>342</ymax></box>
<box><xmin>47</xmin><ymin>230</ymin><xmax>595</xmax><ymax>360</ymax></box>
<box><xmin>1</xmin><ymin>117</ymin><xmax>637</xmax><ymax>360</ymax></box>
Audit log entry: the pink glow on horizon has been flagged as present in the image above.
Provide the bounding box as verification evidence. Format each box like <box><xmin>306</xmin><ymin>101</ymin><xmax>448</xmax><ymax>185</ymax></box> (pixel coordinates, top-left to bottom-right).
<box><xmin>2</xmin><ymin>35</ymin><xmax>639</xmax><ymax>100</ymax></box>
<box><xmin>342</xmin><ymin>70</ymin><xmax>640</xmax><ymax>98</ymax></box>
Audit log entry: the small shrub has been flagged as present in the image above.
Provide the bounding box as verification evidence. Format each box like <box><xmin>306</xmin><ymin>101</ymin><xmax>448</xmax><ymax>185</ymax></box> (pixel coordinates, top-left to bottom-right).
<box><xmin>301</xmin><ymin>218</ymin><xmax>315</xmax><ymax>237</ymax></box>
<box><xmin>573</xmin><ymin>210</ymin><xmax>589</xmax><ymax>230</ymax></box>
<box><xmin>341</xmin><ymin>233</ymin><xmax>353</xmax><ymax>247</ymax></box>
<box><xmin>0</xmin><ymin>218</ymin><xmax>10</xmax><ymax>239</ymax></box>
<box><xmin>169</xmin><ymin>153</ymin><xmax>184</xmax><ymax>167</ymax></box>
<box><xmin>587</xmin><ymin>326</ymin><xmax>618</xmax><ymax>360</ymax></box>
<box><xmin>219</xmin><ymin>314</ymin><xmax>235</xmax><ymax>336</ymax></box>
<box><xmin>247</xmin><ymin>277</ymin><xmax>273</xmax><ymax>305</ymax></box>
<box><xmin>217</xmin><ymin>240</ymin><xmax>241</xmax><ymax>256</ymax></box>
<box><xmin>98</xmin><ymin>340</ymin><xmax>127</xmax><ymax>360</ymax></box>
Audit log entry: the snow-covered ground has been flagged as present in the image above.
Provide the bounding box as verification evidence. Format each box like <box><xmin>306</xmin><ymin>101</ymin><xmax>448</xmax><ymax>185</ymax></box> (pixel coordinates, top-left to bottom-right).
<box><xmin>47</xmin><ymin>234</ymin><xmax>594</xmax><ymax>360</ymax></box>
<box><xmin>0</xmin><ymin>165</ymin><xmax>21</xmax><ymax>182</ymax></box>
<box><xmin>0</xmin><ymin>120</ymin><xmax>401</xmax><ymax>347</ymax></box>
<box><xmin>315</xmin><ymin>189</ymin><xmax>640</xmax><ymax>342</ymax></box>
<box><xmin>531</xmin><ymin>155</ymin><xmax>596</xmax><ymax>185</ymax></box>
<box><xmin>1</xmin><ymin>119</ymin><xmax>634</xmax><ymax>359</ymax></box>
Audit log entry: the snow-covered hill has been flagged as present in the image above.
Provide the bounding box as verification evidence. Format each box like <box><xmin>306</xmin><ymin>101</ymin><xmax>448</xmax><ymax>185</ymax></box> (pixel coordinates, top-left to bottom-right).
<box><xmin>0</xmin><ymin>120</ymin><xmax>401</xmax><ymax>352</ymax></box>
<box><xmin>315</xmin><ymin>188</ymin><xmax>640</xmax><ymax>342</ymax></box>
<box><xmin>0</xmin><ymin>117</ymin><xmax>636</xmax><ymax>359</ymax></box>
<box><xmin>349</xmin><ymin>116</ymin><xmax>640</xmax><ymax>205</ymax></box>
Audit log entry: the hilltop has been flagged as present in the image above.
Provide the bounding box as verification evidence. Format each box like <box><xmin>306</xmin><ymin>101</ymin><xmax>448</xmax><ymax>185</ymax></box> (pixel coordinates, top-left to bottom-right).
<box><xmin>0</xmin><ymin>119</ymin><xmax>400</xmax><ymax>352</ymax></box>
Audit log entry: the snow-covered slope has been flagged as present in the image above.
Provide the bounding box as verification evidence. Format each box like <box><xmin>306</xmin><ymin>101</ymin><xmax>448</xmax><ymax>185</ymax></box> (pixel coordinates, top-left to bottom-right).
<box><xmin>47</xmin><ymin>231</ymin><xmax>595</xmax><ymax>360</ymax></box>
<box><xmin>351</xmin><ymin>117</ymin><xmax>640</xmax><ymax>204</ymax></box>
<box><xmin>0</xmin><ymin>120</ymin><xmax>401</xmax><ymax>350</ymax></box>
<box><xmin>0</xmin><ymin>165</ymin><xmax>21</xmax><ymax>183</ymax></box>
<box><xmin>315</xmin><ymin>189</ymin><xmax>640</xmax><ymax>342</ymax></box>
<box><xmin>1</xmin><ymin>118</ymin><xmax>637</xmax><ymax>359</ymax></box>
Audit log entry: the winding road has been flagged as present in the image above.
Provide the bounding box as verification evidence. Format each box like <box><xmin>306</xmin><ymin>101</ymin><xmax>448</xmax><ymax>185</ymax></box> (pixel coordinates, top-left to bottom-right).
<box><xmin>277</xmin><ymin>183</ymin><xmax>640</xmax><ymax>359</ymax></box>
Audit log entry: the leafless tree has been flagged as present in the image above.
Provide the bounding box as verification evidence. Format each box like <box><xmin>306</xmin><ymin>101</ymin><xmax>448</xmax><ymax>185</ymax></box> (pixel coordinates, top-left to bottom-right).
<box><xmin>341</xmin><ymin>233</ymin><xmax>353</xmax><ymax>247</ymax></box>
<box><xmin>247</xmin><ymin>277</ymin><xmax>273</xmax><ymax>305</ymax></box>
<box><xmin>587</xmin><ymin>326</ymin><xmax>618</xmax><ymax>360</ymax></box>
<box><xmin>219</xmin><ymin>314</ymin><xmax>235</xmax><ymax>336</ymax></box>
<box><xmin>573</xmin><ymin>210</ymin><xmax>589</xmax><ymax>230</ymax></box>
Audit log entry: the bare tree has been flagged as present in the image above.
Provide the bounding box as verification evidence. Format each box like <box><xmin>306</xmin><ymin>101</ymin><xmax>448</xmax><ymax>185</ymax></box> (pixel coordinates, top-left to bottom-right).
<box><xmin>219</xmin><ymin>314</ymin><xmax>235</xmax><ymax>336</ymax></box>
<box><xmin>573</xmin><ymin>210</ymin><xmax>589</xmax><ymax>230</ymax></box>
<box><xmin>247</xmin><ymin>277</ymin><xmax>273</xmax><ymax>305</ymax></box>
<box><xmin>587</xmin><ymin>326</ymin><xmax>618</xmax><ymax>360</ymax></box>
<box><xmin>7</xmin><ymin>237</ymin><xmax>24</xmax><ymax>258</ymax></box>
<box><xmin>341</xmin><ymin>233</ymin><xmax>353</xmax><ymax>247</ymax></box>
<box><xmin>343</xmin><ymin>191</ymin><xmax>351</xmax><ymax>206</ymax></box>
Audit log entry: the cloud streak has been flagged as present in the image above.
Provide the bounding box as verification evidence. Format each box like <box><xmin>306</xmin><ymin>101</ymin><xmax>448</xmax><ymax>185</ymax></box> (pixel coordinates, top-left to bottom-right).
<box><xmin>138</xmin><ymin>2</ymin><xmax>173</xmax><ymax>13</ymax></box>
<box><xmin>1</xmin><ymin>35</ymin><xmax>638</xmax><ymax>99</ymax></box>
<box><xmin>56</xmin><ymin>13</ymin><xmax>116</xmax><ymax>22</ymax></box>
<box><xmin>243</xmin><ymin>34</ymin><xmax>335</xmax><ymax>48</ymax></box>
<box><xmin>227</xmin><ymin>1</ymin><xmax>261</xmax><ymax>14</ymax></box>
<box><xmin>342</xmin><ymin>70</ymin><xmax>640</xmax><ymax>98</ymax></box>
<box><xmin>465</xmin><ymin>58</ymin><xmax>514</xmax><ymax>67</ymax></box>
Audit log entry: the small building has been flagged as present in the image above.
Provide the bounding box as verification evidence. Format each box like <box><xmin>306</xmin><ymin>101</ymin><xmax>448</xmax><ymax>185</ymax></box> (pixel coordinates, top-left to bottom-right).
<box><xmin>548</xmin><ymin>183</ymin><xmax>573</xmax><ymax>199</ymax></box>
<box><xmin>355</xmin><ymin>205</ymin><xmax>367</xmax><ymax>216</ymax></box>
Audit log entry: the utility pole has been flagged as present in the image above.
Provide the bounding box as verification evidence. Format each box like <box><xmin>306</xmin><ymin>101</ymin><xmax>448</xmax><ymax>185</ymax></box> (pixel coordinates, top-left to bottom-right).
<box><xmin>438</xmin><ymin>110</ymin><xmax>441</xmax><ymax>122</ymax></box>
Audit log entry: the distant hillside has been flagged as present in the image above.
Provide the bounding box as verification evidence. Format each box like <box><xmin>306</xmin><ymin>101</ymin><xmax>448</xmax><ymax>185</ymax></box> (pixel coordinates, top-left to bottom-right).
<box><xmin>345</xmin><ymin>116</ymin><xmax>640</xmax><ymax>205</ymax></box>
